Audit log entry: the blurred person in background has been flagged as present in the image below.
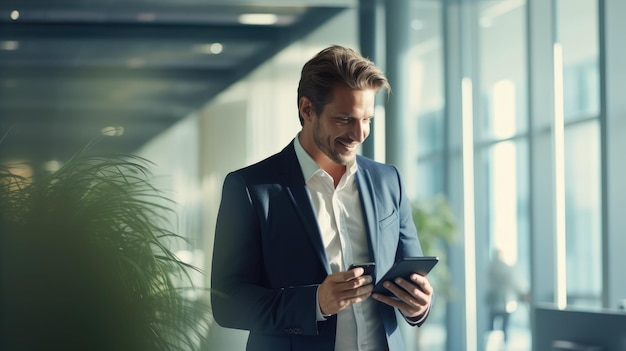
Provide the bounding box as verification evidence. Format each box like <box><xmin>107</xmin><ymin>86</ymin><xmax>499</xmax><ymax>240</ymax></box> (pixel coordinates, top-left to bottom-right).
<box><xmin>486</xmin><ymin>248</ymin><xmax>528</xmax><ymax>344</ymax></box>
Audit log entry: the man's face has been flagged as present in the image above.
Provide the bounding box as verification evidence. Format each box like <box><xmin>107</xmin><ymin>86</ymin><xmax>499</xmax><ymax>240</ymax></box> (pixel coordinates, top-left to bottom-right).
<box><xmin>305</xmin><ymin>85</ymin><xmax>376</xmax><ymax>166</ymax></box>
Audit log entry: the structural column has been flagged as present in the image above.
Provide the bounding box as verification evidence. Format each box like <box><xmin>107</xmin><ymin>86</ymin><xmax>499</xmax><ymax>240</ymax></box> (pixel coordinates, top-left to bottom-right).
<box><xmin>359</xmin><ymin>0</ymin><xmax>381</xmax><ymax>159</ymax></box>
<box><xmin>602</xmin><ymin>0</ymin><xmax>626</xmax><ymax>310</ymax></box>
<box><xmin>384</xmin><ymin>0</ymin><xmax>412</xmax><ymax>180</ymax></box>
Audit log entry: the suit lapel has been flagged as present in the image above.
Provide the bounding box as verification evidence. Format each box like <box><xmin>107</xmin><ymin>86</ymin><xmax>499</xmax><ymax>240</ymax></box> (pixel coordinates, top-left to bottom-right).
<box><xmin>355</xmin><ymin>162</ymin><xmax>379</xmax><ymax>264</ymax></box>
<box><xmin>279</xmin><ymin>143</ymin><xmax>332</xmax><ymax>274</ymax></box>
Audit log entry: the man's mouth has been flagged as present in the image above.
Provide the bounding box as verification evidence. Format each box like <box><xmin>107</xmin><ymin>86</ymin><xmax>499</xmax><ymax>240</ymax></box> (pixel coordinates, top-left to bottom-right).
<box><xmin>337</xmin><ymin>139</ymin><xmax>358</xmax><ymax>151</ymax></box>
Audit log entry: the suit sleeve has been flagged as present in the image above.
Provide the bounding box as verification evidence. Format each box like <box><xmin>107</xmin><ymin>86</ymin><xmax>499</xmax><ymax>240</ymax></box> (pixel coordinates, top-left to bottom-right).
<box><xmin>210</xmin><ymin>172</ymin><xmax>322</xmax><ymax>336</ymax></box>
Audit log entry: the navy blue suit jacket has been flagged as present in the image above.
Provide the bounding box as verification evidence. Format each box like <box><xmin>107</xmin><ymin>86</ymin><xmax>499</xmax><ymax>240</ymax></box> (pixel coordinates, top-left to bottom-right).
<box><xmin>211</xmin><ymin>141</ymin><xmax>424</xmax><ymax>351</ymax></box>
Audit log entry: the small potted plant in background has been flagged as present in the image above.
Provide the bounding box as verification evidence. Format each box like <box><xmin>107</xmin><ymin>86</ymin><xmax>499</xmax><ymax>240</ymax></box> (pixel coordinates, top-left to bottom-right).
<box><xmin>0</xmin><ymin>143</ymin><xmax>211</xmax><ymax>351</ymax></box>
<box><xmin>412</xmin><ymin>194</ymin><xmax>457</xmax><ymax>300</ymax></box>
<box><xmin>406</xmin><ymin>194</ymin><xmax>457</xmax><ymax>351</ymax></box>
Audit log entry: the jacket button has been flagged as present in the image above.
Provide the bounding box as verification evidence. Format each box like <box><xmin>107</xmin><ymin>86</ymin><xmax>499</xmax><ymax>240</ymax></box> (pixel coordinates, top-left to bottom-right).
<box><xmin>284</xmin><ymin>327</ymin><xmax>303</xmax><ymax>335</ymax></box>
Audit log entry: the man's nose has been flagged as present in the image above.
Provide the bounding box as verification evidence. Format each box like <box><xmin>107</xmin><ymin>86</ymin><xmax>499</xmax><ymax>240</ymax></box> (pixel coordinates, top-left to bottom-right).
<box><xmin>350</xmin><ymin>121</ymin><xmax>369</xmax><ymax>143</ymax></box>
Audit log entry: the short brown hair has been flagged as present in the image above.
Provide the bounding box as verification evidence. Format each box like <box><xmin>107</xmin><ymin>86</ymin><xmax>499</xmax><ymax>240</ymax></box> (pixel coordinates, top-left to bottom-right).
<box><xmin>297</xmin><ymin>45</ymin><xmax>390</xmax><ymax>125</ymax></box>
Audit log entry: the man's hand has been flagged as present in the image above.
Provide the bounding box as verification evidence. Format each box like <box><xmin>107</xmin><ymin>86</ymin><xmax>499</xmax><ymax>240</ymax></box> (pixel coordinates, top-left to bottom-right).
<box><xmin>318</xmin><ymin>267</ymin><xmax>373</xmax><ymax>316</ymax></box>
<box><xmin>371</xmin><ymin>273</ymin><xmax>433</xmax><ymax>319</ymax></box>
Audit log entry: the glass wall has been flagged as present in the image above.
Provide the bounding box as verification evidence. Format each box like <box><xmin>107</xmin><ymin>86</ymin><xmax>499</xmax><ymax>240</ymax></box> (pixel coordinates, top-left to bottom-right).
<box><xmin>476</xmin><ymin>1</ymin><xmax>531</xmax><ymax>350</ymax></box>
<box><xmin>557</xmin><ymin>0</ymin><xmax>603</xmax><ymax>308</ymax></box>
<box><xmin>563</xmin><ymin>121</ymin><xmax>602</xmax><ymax>307</ymax></box>
<box><xmin>407</xmin><ymin>1</ymin><xmax>447</xmax><ymax>350</ymax></box>
<box><xmin>408</xmin><ymin>0</ymin><xmax>532</xmax><ymax>349</ymax></box>
<box><xmin>408</xmin><ymin>0</ymin><xmax>605</xmax><ymax>349</ymax></box>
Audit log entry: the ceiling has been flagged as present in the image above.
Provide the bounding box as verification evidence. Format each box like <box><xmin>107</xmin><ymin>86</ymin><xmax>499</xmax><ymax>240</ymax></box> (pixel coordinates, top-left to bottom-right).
<box><xmin>0</xmin><ymin>0</ymin><xmax>352</xmax><ymax>171</ymax></box>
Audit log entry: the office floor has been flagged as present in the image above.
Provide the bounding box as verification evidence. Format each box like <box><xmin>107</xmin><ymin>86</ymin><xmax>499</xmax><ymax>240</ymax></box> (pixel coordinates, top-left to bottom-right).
<box><xmin>485</xmin><ymin>327</ymin><xmax>532</xmax><ymax>351</ymax></box>
<box><xmin>419</xmin><ymin>324</ymin><xmax>531</xmax><ymax>351</ymax></box>
<box><xmin>204</xmin><ymin>312</ymin><xmax>533</xmax><ymax>351</ymax></box>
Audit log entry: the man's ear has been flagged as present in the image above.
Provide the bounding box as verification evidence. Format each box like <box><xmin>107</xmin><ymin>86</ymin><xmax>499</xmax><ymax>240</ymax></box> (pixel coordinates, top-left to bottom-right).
<box><xmin>298</xmin><ymin>96</ymin><xmax>314</xmax><ymax>122</ymax></box>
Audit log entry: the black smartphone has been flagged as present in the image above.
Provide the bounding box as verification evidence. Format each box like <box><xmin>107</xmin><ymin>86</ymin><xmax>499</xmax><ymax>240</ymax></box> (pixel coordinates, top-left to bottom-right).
<box><xmin>372</xmin><ymin>256</ymin><xmax>439</xmax><ymax>296</ymax></box>
<box><xmin>349</xmin><ymin>262</ymin><xmax>376</xmax><ymax>277</ymax></box>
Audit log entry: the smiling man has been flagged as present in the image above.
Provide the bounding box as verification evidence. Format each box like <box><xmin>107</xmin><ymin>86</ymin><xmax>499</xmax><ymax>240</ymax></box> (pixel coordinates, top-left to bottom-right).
<box><xmin>211</xmin><ymin>45</ymin><xmax>433</xmax><ymax>351</ymax></box>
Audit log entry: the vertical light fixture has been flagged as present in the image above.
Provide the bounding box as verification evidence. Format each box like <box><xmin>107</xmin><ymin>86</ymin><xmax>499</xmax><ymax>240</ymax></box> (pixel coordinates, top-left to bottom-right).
<box><xmin>491</xmin><ymin>80</ymin><xmax>518</xmax><ymax>264</ymax></box>
<box><xmin>553</xmin><ymin>42</ymin><xmax>567</xmax><ymax>309</ymax></box>
<box><xmin>461</xmin><ymin>77</ymin><xmax>477</xmax><ymax>351</ymax></box>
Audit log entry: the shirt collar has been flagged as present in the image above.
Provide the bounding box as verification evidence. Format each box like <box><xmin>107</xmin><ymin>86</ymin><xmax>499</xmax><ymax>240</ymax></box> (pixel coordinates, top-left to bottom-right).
<box><xmin>293</xmin><ymin>134</ymin><xmax>358</xmax><ymax>182</ymax></box>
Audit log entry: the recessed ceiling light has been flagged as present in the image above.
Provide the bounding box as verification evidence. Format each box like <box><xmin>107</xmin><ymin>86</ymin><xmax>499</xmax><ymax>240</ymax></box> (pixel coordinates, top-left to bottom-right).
<box><xmin>209</xmin><ymin>43</ymin><xmax>223</xmax><ymax>54</ymax></box>
<box><xmin>193</xmin><ymin>42</ymin><xmax>223</xmax><ymax>55</ymax></box>
<box><xmin>238</xmin><ymin>13</ymin><xmax>278</xmax><ymax>26</ymax></box>
<box><xmin>1</xmin><ymin>41</ymin><xmax>19</xmax><ymax>50</ymax></box>
<box><xmin>137</xmin><ymin>12</ymin><xmax>156</xmax><ymax>22</ymax></box>
<box><xmin>10</xmin><ymin>10</ymin><xmax>19</xmax><ymax>21</ymax></box>
<box><xmin>101</xmin><ymin>126</ymin><xmax>125</xmax><ymax>137</ymax></box>
<box><xmin>3</xmin><ymin>161</ymin><xmax>33</xmax><ymax>186</ymax></box>
<box><xmin>43</xmin><ymin>160</ymin><xmax>62</xmax><ymax>173</ymax></box>
<box><xmin>127</xmin><ymin>58</ymin><xmax>145</xmax><ymax>68</ymax></box>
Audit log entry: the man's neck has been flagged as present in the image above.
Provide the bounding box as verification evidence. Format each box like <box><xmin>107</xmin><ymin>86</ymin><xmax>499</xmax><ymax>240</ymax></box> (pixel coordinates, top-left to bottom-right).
<box><xmin>321</xmin><ymin>162</ymin><xmax>345</xmax><ymax>188</ymax></box>
<box><xmin>298</xmin><ymin>133</ymin><xmax>346</xmax><ymax>187</ymax></box>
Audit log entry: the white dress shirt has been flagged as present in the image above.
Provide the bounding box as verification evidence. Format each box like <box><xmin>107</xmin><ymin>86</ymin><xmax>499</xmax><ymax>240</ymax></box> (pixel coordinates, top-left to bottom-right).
<box><xmin>294</xmin><ymin>136</ymin><xmax>388</xmax><ymax>351</ymax></box>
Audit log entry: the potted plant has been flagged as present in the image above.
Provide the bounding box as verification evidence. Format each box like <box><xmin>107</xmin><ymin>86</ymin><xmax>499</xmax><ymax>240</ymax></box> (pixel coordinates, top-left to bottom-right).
<box><xmin>402</xmin><ymin>194</ymin><xmax>457</xmax><ymax>351</ymax></box>
<box><xmin>0</xmin><ymin>145</ymin><xmax>210</xmax><ymax>351</ymax></box>
<box><xmin>412</xmin><ymin>194</ymin><xmax>457</xmax><ymax>300</ymax></box>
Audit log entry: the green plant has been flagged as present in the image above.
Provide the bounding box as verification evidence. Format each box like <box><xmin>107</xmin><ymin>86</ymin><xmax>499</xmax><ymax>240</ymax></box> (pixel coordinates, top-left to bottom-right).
<box><xmin>0</xmin><ymin>146</ymin><xmax>210</xmax><ymax>351</ymax></box>
<box><xmin>412</xmin><ymin>194</ymin><xmax>457</xmax><ymax>299</ymax></box>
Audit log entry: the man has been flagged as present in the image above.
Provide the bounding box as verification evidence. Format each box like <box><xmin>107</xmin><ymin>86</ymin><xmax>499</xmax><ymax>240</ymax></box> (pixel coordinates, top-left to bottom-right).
<box><xmin>211</xmin><ymin>45</ymin><xmax>433</xmax><ymax>351</ymax></box>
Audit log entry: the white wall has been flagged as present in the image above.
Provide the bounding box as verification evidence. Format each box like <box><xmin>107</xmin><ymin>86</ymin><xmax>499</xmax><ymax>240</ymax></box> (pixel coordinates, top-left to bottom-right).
<box><xmin>136</xmin><ymin>114</ymin><xmax>206</xmax><ymax>294</ymax></box>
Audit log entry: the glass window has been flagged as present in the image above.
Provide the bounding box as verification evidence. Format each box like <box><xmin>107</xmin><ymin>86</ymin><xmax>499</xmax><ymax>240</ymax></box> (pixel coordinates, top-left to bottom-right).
<box><xmin>409</xmin><ymin>1</ymin><xmax>446</xmax><ymax>350</ymax></box>
<box><xmin>411</xmin><ymin>1</ymin><xmax>445</xmax><ymax>158</ymax></box>
<box><xmin>557</xmin><ymin>0</ymin><xmax>600</xmax><ymax>120</ymax></box>
<box><xmin>557</xmin><ymin>0</ymin><xmax>603</xmax><ymax>308</ymax></box>
<box><xmin>475</xmin><ymin>1</ymin><xmax>531</xmax><ymax>350</ymax></box>
<box><xmin>415</xmin><ymin>158</ymin><xmax>446</xmax><ymax>198</ymax></box>
<box><xmin>483</xmin><ymin>139</ymin><xmax>531</xmax><ymax>350</ymax></box>
<box><xmin>564</xmin><ymin>121</ymin><xmax>602</xmax><ymax>307</ymax></box>
<box><xmin>478</xmin><ymin>0</ymin><xmax>528</xmax><ymax>142</ymax></box>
